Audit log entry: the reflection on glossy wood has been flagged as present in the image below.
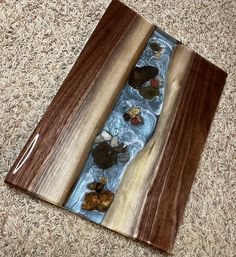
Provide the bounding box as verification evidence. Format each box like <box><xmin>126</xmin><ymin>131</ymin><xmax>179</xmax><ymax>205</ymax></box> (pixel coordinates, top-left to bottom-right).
<box><xmin>5</xmin><ymin>0</ymin><xmax>154</xmax><ymax>206</ymax></box>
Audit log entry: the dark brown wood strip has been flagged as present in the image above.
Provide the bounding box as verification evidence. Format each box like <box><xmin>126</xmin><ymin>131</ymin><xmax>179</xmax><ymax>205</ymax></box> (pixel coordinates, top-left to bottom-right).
<box><xmin>5</xmin><ymin>0</ymin><xmax>154</xmax><ymax>206</ymax></box>
<box><xmin>137</xmin><ymin>52</ymin><xmax>227</xmax><ymax>253</ymax></box>
<box><xmin>5</xmin><ymin>0</ymin><xmax>138</xmax><ymax>189</ymax></box>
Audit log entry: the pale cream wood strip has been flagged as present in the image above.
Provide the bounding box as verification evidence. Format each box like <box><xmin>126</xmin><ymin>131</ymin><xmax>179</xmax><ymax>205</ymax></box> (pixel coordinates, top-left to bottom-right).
<box><xmin>102</xmin><ymin>44</ymin><xmax>195</xmax><ymax>237</ymax></box>
<box><xmin>30</xmin><ymin>17</ymin><xmax>154</xmax><ymax>206</ymax></box>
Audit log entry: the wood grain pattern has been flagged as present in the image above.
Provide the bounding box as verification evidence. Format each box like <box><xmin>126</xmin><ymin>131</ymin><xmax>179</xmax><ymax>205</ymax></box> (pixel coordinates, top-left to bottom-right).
<box><xmin>5</xmin><ymin>0</ymin><xmax>154</xmax><ymax>205</ymax></box>
<box><xmin>136</xmin><ymin>49</ymin><xmax>227</xmax><ymax>253</ymax></box>
<box><xmin>102</xmin><ymin>43</ymin><xmax>227</xmax><ymax>253</ymax></box>
<box><xmin>102</xmin><ymin>44</ymin><xmax>195</xmax><ymax>237</ymax></box>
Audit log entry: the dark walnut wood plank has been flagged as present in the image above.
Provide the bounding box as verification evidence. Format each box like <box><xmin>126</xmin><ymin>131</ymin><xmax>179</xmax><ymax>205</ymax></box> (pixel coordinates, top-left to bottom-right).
<box><xmin>136</xmin><ymin>48</ymin><xmax>227</xmax><ymax>253</ymax></box>
<box><xmin>5</xmin><ymin>0</ymin><xmax>154</xmax><ymax>205</ymax></box>
<box><xmin>101</xmin><ymin>44</ymin><xmax>227</xmax><ymax>253</ymax></box>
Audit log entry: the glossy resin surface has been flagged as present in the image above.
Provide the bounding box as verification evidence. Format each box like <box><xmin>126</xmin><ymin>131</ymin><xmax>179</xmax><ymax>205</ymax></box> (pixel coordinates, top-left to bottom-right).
<box><xmin>65</xmin><ymin>29</ymin><xmax>177</xmax><ymax>224</ymax></box>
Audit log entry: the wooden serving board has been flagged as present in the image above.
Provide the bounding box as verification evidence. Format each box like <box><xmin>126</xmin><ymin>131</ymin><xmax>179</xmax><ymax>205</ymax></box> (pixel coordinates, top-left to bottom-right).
<box><xmin>5</xmin><ymin>0</ymin><xmax>227</xmax><ymax>253</ymax></box>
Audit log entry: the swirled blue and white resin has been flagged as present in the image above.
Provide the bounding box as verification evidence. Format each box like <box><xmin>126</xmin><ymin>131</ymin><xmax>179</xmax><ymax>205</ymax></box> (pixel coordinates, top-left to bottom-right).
<box><xmin>65</xmin><ymin>28</ymin><xmax>178</xmax><ymax>223</ymax></box>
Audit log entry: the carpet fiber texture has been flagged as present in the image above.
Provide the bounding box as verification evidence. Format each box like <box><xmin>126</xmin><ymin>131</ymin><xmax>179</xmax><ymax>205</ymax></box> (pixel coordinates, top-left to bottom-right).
<box><xmin>0</xmin><ymin>0</ymin><xmax>235</xmax><ymax>256</ymax></box>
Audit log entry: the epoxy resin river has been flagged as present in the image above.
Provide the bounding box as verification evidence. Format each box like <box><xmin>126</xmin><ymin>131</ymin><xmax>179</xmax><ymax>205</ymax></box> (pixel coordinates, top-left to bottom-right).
<box><xmin>65</xmin><ymin>28</ymin><xmax>177</xmax><ymax>223</ymax></box>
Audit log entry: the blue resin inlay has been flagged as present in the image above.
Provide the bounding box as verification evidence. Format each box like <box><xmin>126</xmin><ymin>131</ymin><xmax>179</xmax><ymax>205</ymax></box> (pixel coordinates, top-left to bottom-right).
<box><xmin>65</xmin><ymin>29</ymin><xmax>177</xmax><ymax>223</ymax></box>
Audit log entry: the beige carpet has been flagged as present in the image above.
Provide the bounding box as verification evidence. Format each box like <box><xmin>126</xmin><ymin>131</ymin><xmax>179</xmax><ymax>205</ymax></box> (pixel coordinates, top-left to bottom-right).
<box><xmin>0</xmin><ymin>0</ymin><xmax>235</xmax><ymax>256</ymax></box>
